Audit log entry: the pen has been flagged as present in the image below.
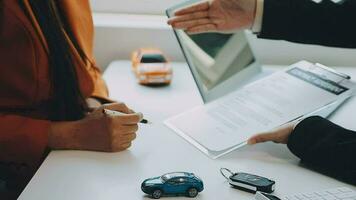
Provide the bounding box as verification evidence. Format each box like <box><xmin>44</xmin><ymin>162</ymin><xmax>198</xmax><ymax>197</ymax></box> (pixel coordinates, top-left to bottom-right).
<box><xmin>315</xmin><ymin>63</ymin><xmax>351</xmax><ymax>80</ymax></box>
<box><xmin>102</xmin><ymin>109</ymin><xmax>151</xmax><ymax>124</ymax></box>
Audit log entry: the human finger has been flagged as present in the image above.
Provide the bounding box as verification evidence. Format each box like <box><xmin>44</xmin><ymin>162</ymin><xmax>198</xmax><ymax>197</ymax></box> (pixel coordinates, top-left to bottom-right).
<box><xmin>172</xmin><ymin>18</ymin><xmax>212</xmax><ymax>29</ymax></box>
<box><xmin>247</xmin><ymin>132</ymin><xmax>278</xmax><ymax>145</ymax></box>
<box><xmin>186</xmin><ymin>24</ymin><xmax>217</xmax><ymax>34</ymax></box>
<box><xmin>110</xmin><ymin>112</ymin><xmax>143</xmax><ymax>125</ymax></box>
<box><xmin>121</xmin><ymin>142</ymin><xmax>132</xmax><ymax>149</ymax></box>
<box><xmin>112</xmin><ymin>132</ymin><xmax>137</xmax><ymax>144</ymax></box>
<box><xmin>102</xmin><ymin>102</ymin><xmax>131</xmax><ymax>114</ymax></box>
<box><xmin>114</xmin><ymin>124</ymin><xmax>139</xmax><ymax>134</ymax></box>
<box><xmin>111</xmin><ymin>142</ymin><xmax>132</xmax><ymax>152</ymax></box>
<box><xmin>168</xmin><ymin>11</ymin><xmax>209</xmax><ymax>25</ymax></box>
<box><xmin>174</xmin><ymin>1</ymin><xmax>210</xmax><ymax>16</ymax></box>
<box><xmin>112</xmin><ymin>132</ymin><xmax>131</xmax><ymax>144</ymax></box>
<box><xmin>119</xmin><ymin>133</ymin><xmax>137</xmax><ymax>143</ymax></box>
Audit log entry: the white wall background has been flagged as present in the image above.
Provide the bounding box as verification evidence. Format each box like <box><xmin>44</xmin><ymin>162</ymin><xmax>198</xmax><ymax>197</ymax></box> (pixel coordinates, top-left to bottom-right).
<box><xmin>90</xmin><ymin>1</ymin><xmax>356</xmax><ymax>70</ymax></box>
<box><xmin>90</xmin><ymin>0</ymin><xmax>181</xmax><ymax>15</ymax></box>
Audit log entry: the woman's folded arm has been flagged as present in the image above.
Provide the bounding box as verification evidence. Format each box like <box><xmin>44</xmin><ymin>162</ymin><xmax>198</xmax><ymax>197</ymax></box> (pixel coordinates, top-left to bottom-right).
<box><xmin>0</xmin><ymin>115</ymin><xmax>50</xmax><ymax>168</ymax></box>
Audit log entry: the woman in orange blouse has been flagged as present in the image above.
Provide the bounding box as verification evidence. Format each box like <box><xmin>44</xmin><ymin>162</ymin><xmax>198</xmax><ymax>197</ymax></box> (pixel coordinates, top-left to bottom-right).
<box><xmin>0</xmin><ymin>0</ymin><xmax>142</xmax><ymax>198</ymax></box>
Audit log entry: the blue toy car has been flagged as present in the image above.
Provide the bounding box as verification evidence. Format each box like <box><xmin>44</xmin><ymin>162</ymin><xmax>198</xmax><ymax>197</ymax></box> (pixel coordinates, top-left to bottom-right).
<box><xmin>141</xmin><ymin>172</ymin><xmax>204</xmax><ymax>199</ymax></box>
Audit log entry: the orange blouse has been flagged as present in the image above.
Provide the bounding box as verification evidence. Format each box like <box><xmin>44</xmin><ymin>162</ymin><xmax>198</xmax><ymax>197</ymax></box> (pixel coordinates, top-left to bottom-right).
<box><xmin>0</xmin><ymin>0</ymin><xmax>109</xmax><ymax>176</ymax></box>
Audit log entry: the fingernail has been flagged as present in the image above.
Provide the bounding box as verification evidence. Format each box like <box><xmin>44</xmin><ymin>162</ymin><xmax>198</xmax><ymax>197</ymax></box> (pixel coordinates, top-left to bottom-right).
<box><xmin>138</xmin><ymin>112</ymin><xmax>144</xmax><ymax>120</ymax></box>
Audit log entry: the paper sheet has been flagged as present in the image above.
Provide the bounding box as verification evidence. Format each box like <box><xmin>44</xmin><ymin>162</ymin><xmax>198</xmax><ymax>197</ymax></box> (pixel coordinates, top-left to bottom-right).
<box><xmin>165</xmin><ymin>62</ymin><xmax>355</xmax><ymax>158</ymax></box>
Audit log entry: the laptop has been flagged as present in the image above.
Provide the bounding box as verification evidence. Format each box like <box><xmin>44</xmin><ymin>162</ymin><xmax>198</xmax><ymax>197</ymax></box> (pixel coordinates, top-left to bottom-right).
<box><xmin>166</xmin><ymin>0</ymin><xmax>267</xmax><ymax>103</ymax></box>
<box><xmin>165</xmin><ymin>0</ymin><xmax>354</xmax><ymax>158</ymax></box>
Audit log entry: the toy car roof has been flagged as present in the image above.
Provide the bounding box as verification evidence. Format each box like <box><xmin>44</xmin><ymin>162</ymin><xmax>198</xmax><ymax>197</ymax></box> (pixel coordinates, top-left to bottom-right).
<box><xmin>162</xmin><ymin>172</ymin><xmax>195</xmax><ymax>179</ymax></box>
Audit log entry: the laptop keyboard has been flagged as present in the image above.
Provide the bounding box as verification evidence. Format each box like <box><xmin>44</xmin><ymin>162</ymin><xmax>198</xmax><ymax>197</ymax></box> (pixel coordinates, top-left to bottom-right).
<box><xmin>284</xmin><ymin>187</ymin><xmax>356</xmax><ymax>200</ymax></box>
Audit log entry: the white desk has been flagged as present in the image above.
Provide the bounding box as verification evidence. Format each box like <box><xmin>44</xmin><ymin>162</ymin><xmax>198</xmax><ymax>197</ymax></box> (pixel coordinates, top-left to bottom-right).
<box><xmin>19</xmin><ymin>61</ymin><xmax>356</xmax><ymax>200</ymax></box>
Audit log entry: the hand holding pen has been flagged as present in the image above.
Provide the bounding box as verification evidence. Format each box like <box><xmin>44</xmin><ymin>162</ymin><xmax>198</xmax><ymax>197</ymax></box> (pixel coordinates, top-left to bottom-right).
<box><xmin>103</xmin><ymin>109</ymin><xmax>151</xmax><ymax>124</ymax></box>
<box><xmin>49</xmin><ymin>102</ymin><xmax>144</xmax><ymax>152</ymax></box>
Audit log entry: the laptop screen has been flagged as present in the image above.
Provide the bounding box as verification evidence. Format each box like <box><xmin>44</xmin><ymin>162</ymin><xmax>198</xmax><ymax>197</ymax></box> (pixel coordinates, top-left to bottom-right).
<box><xmin>167</xmin><ymin>1</ymin><xmax>257</xmax><ymax>102</ymax></box>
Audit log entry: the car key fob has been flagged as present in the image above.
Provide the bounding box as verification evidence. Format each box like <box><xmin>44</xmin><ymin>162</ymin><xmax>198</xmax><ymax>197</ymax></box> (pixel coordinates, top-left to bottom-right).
<box><xmin>220</xmin><ymin>168</ymin><xmax>276</xmax><ymax>194</ymax></box>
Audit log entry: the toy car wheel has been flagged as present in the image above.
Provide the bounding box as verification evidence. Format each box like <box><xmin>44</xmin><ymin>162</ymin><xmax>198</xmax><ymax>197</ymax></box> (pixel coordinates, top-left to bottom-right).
<box><xmin>152</xmin><ymin>189</ymin><xmax>162</xmax><ymax>199</ymax></box>
<box><xmin>187</xmin><ymin>188</ymin><xmax>198</xmax><ymax>198</ymax></box>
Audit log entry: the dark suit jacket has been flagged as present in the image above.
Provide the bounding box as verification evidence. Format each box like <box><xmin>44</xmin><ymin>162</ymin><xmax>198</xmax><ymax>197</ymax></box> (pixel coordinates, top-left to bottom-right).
<box><xmin>258</xmin><ymin>0</ymin><xmax>356</xmax><ymax>185</ymax></box>
<box><xmin>288</xmin><ymin>117</ymin><xmax>356</xmax><ymax>185</ymax></box>
<box><xmin>259</xmin><ymin>0</ymin><xmax>356</xmax><ymax>48</ymax></box>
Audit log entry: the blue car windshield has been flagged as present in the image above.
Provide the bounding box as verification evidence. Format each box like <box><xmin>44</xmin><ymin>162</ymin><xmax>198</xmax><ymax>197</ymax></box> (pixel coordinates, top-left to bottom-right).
<box><xmin>161</xmin><ymin>172</ymin><xmax>188</xmax><ymax>182</ymax></box>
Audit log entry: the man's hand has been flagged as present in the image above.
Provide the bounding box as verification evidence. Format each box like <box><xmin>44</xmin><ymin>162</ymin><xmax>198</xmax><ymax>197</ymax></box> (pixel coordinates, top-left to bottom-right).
<box><xmin>167</xmin><ymin>0</ymin><xmax>256</xmax><ymax>34</ymax></box>
<box><xmin>247</xmin><ymin>122</ymin><xmax>296</xmax><ymax>145</ymax></box>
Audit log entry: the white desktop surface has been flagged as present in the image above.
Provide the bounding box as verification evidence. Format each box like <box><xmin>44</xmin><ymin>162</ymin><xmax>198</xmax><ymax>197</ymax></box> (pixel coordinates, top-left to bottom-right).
<box><xmin>19</xmin><ymin>61</ymin><xmax>356</xmax><ymax>200</ymax></box>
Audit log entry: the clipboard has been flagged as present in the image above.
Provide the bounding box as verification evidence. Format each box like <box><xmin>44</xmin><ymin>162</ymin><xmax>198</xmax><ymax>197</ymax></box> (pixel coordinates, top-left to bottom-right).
<box><xmin>165</xmin><ymin>61</ymin><xmax>356</xmax><ymax>159</ymax></box>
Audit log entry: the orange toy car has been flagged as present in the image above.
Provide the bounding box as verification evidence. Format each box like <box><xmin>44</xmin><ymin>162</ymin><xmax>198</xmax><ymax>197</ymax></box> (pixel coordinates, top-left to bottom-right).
<box><xmin>131</xmin><ymin>48</ymin><xmax>172</xmax><ymax>85</ymax></box>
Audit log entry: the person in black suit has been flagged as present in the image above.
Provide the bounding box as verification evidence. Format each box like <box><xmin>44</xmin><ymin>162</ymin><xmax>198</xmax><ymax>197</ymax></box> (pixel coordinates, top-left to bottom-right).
<box><xmin>168</xmin><ymin>0</ymin><xmax>356</xmax><ymax>185</ymax></box>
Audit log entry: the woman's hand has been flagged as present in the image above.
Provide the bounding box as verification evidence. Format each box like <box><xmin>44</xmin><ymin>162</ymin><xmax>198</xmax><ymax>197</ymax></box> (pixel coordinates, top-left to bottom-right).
<box><xmin>247</xmin><ymin>122</ymin><xmax>296</xmax><ymax>145</ymax></box>
<box><xmin>48</xmin><ymin>102</ymin><xmax>143</xmax><ymax>152</ymax></box>
<box><xmin>167</xmin><ymin>0</ymin><xmax>256</xmax><ymax>34</ymax></box>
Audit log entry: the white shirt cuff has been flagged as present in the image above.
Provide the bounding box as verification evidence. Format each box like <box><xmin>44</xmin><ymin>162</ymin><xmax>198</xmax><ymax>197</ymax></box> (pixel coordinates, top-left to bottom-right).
<box><xmin>251</xmin><ymin>0</ymin><xmax>264</xmax><ymax>34</ymax></box>
<box><xmin>293</xmin><ymin>118</ymin><xmax>304</xmax><ymax>130</ymax></box>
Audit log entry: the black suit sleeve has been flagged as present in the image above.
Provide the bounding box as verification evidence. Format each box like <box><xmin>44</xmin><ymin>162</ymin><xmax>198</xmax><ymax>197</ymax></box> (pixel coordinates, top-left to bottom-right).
<box><xmin>287</xmin><ymin>116</ymin><xmax>356</xmax><ymax>185</ymax></box>
<box><xmin>258</xmin><ymin>0</ymin><xmax>356</xmax><ymax>48</ymax></box>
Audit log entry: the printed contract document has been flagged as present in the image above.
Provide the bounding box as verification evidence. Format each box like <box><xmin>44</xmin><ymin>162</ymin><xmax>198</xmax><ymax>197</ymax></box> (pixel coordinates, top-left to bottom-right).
<box><xmin>165</xmin><ymin>62</ymin><xmax>355</xmax><ymax>158</ymax></box>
